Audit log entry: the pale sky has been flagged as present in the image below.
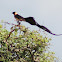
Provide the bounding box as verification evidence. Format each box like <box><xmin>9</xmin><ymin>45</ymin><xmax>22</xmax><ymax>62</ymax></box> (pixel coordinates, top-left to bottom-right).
<box><xmin>0</xmin><ymin>0</ymin><xmax>62</xmax><ymax>61</ymax></box>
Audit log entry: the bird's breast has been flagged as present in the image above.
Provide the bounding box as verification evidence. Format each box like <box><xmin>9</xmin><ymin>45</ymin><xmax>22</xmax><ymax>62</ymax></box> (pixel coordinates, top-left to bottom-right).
<box><xmin>15</xmin><ymin>17</ymin><xmax>25</xmax><ymax>21</ymax></box>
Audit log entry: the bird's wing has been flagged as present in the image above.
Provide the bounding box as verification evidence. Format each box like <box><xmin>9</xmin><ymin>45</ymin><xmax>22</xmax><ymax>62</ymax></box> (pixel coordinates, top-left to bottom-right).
<box><xmin>15</xmin><ymin>15</ymin><xmax>22</xmax><ymax>19</ymax></box>
<box><xmin>15</xmin><ymin>14</ymin><xmax>25</xmax><ymax>21</ymax></box>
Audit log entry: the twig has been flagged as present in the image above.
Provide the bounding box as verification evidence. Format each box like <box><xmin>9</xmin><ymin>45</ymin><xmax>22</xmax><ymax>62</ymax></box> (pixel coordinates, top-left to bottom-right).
<box><xmin>6</xmin><ymin>29</ymin><xmax>15</xmax><ymax>42</ymax></box>
<box><xmin>4</xmin><ymin>22</ymin><xmax>16</xmax><ymax>26</ymax></box>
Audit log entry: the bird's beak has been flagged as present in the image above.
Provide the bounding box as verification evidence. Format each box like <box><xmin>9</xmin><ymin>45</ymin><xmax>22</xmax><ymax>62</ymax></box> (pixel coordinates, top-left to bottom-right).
<box><xmin>12</xmin><ymin>12</ymin><xmax>14</xmax><ymax>14</ymax></box>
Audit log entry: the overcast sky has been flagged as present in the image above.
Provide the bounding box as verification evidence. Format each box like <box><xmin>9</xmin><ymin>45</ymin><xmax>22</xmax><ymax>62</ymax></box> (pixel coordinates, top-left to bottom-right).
<box><xmin>0</xmin><ymin>0</ymin><xmax>62</xmax><ymax>60</ymax></box>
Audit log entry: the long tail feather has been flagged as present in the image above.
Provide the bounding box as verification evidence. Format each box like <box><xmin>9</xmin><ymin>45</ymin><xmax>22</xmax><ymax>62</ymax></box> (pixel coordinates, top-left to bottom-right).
<box><xmin>36</xmin><ymin>24</ymin><xmax>62</xmax><ymax>36</ymax></box>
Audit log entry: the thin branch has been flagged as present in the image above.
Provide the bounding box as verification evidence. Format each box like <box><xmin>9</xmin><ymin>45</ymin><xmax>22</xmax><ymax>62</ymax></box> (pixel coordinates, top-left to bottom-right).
<box><xmin>6</xmin><ymin>29</ymin><xmax>15</xmax><ymax>42</ymax></box>
<box><xmin>4</xmin><ymin>22</ymin><xmax>16</xmax><ymax>26</ymax></box>
<box><xmin>4</xmin><ymin>22</ymin><xmax>21</xmax><ymax>28</ymax></box>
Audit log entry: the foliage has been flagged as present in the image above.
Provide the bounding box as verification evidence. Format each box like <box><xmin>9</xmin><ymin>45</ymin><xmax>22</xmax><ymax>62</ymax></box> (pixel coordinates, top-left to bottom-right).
<box><xmin>0</xmin><ymin>24</ymin><xmax>58</xmax><ymax>62</ymax></box>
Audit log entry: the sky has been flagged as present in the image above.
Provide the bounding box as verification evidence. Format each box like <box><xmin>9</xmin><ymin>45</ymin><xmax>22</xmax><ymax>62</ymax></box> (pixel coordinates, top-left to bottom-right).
<box><xmin>0</xmin><ymin>0</ymin><xmax>62</xmax><ymax>61</ymax></box>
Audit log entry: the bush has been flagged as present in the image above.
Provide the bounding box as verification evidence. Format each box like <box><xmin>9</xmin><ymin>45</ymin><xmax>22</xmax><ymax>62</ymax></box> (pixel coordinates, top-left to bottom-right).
<box><xmin>0</xmin><ymin>24</ymin><xmax>57</xmax><ymax>62</ymax></box>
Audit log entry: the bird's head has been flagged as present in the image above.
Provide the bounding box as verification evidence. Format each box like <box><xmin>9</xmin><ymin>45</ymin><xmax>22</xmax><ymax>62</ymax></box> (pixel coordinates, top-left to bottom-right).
<box><xmin>12</xmin><ymin>12</ymin><xmax>18</xmax><ymax>15</ymax></box>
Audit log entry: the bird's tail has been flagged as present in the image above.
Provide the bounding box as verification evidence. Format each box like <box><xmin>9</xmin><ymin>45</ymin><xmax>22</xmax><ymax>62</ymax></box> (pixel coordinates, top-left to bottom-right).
<box><xmin>36</xmin><ymin>23</ymin><xmax>62</xmax><ymax>36</ymax></box>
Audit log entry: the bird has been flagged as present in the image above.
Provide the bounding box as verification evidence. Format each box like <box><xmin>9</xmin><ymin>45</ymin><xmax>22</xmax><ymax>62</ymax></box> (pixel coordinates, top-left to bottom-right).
<box><xmin>12</xmin><ymin>12</ymin><xmax>62</xmax><ymax>36</ymax></box>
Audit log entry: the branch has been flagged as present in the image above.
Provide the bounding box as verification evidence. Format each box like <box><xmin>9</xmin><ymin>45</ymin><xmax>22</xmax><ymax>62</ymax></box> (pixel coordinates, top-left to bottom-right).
<box><xmin>6</xmin><ymin>29</ymin><xmax>15</xmax><ymax>42</ymax></box>
<box><xmin>4</xmin><ymin>22</ymin><xmax>21</xmax><ymax>28</ymax></box>
<box><xmin>4</xmin><ymin>22</ymin><xmax>17</xmax><ymax>26</ymax></box>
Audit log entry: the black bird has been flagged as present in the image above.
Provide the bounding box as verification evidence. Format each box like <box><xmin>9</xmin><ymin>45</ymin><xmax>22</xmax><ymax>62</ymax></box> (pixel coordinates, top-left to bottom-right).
<box><xmin>12</xmin><ymin>12</ymin><xmax>62</xmax><ymax>36</ymax></box>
